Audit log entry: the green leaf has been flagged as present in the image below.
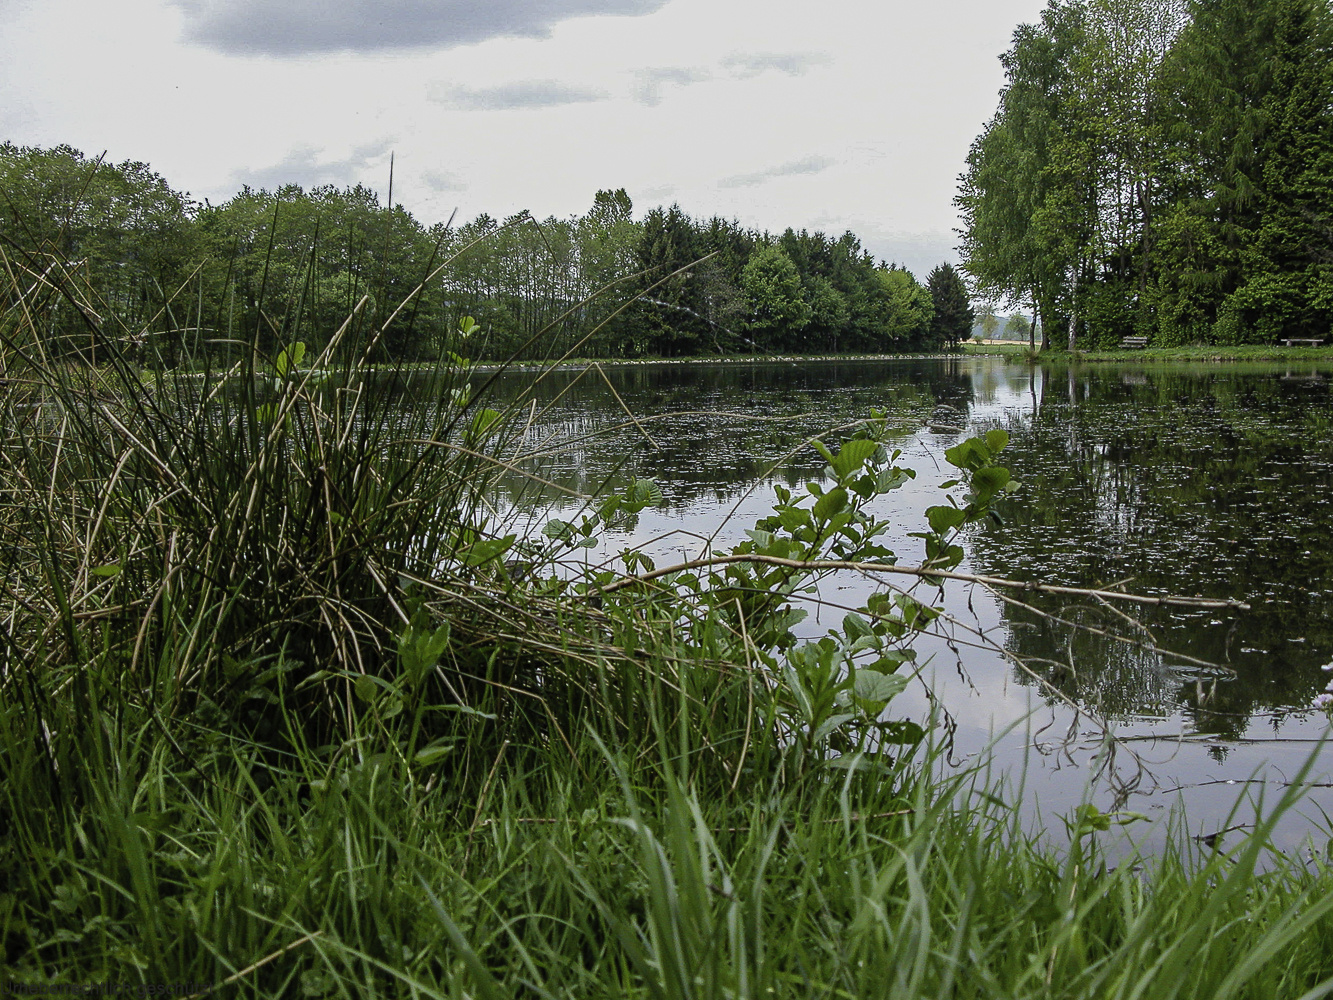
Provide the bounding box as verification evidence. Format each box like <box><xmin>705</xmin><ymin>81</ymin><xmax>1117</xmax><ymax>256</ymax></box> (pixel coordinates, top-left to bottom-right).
<box><xmin>90</xmin><ymin>563</ymin><xmax>121</xmax><ymax>578</ymax></box>
<box><xmin>879</xmin><ymin>720</ymin><xmax>926</xmax><ymax>745</ymax></box>
<box><xmin>461</xmin><ymin>535</ymin><xmax>515</xmax><ymax>567</ymax></box>
<box><xmin>984</xmin><ymin>428</ymin><xmax>1009</xmax><ymax>453</ymax></box>
<box><xmin>274</xmin><ymin>341</ymin><xmax>305</xmax><ymax>377</ymax></box>
<box><xmin>813</xmin><ymin>486</ymin><xmax>848</xmax><ymax>522</ymax></box>
<box><xmin>622</xmin><ymin>477</ymin><xmax>663</xmax><ymax>511</ymax></box>
<box><xmin>880</xmin><ymin>475</ymin><xmax>909</xmax><ymax>503</ymax></box>
<box><xmin>868</xmin><ymin>650</ymin><xmax>916</xmax><ymax>672</ymax></box>
<box><xmin>842</xmin><ymin>613</ymin><xmax>874</xmax><ymax>639</ymax></box>
<box><xmin>414</xmin><ymin>740</ymin><xmax>456</xmax><ymax>766</ymax></box>
<box><xmin>354</xmin><ymin>674</ymin><xmax>380</xmax><ymax>704</ymax></box>
<box><xmin>466</xmin><ymin>408</ymin><xmax>503</xmax><ymax>443</ymax></box>
<box><xmin>945</xmin><ymin>437</ymin><xmax>990</xmax><ymax>472</ymax></box>
<box><xmin>810</xmin><ymin>713</ymin><xmax>858</xmax><ymax>746</ymax></box>
<box><xmin>746</xmin><ymin>529</ymin><xmax>776</xmax><ymax>549</ymax></box>
<box><xmin>927</xmin><ymin>505</ymin><xmax>967</xmax><ymax>534</ymax></box>
<box><xmin>852</xmin><ymin>671</ymin><xmax>908</xmax><ymax>714</ymax></box>
<box><xmin>971</xmin><ymin>466</ymin><xmax>1011</xmax><ymax>496</ymax></box>
<box><xmin>543</xmin><ymin>519</ymin><xmax>577</xmax><ymax>542</ymax></box>
<box><xmin>831</xmin><ymin>438</ymin><xmax>878</xmax><ymax>479</ymax></box>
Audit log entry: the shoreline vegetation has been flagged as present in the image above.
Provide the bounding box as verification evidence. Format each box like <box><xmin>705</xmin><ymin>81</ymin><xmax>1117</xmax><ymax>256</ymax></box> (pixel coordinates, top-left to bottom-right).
<box><xmin>964</xmin><ymin>341</ymin><xmax>1333</xmax><ymax>362</ymax></box>
<box><xmin>142</xmin><ymin>341</ymin><xmax>1333</xmax><ymax>379</ymax></box>
<box><xmin>3</xmin><ymin>244</ymin><xmax>1333</xmax><ymax>996</ymax></box>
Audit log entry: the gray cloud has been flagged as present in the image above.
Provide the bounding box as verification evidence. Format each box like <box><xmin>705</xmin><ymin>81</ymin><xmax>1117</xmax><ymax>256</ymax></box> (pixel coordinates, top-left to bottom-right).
<box><xmin>422</xmin><ymin>168</ymin><xmax>468</xmax><ymax>193</ymax></box>
<box><xmin>169</xmin><ymin>0</ymin><xmax>672</xmax><ymax>56</ymax></box>
<box><xmin>428</xmin><ymin>79</ymin><xmax>607</xmax><ymax>111</ymax></box>
<box><xmin>637</xmin><ymin>184</ymin><xmax>676</xmax><ymax>204</ymax></box>
<box><xmin>723</xmin><ymin>51</ymin><xmax>830</xmax><ymax>79</ymax></box>
<box><xmin>233</xmin><ymin>142</ymin><xmax>390</xmax><ymax>192</ymax></box>
<box><xmin>631</xmin><ymin>66</ymin><xmax>711</xmax><ymax>106</ymax></box>
<box><xmin>717</xmin><ymin>156</ymin><xmax>835</xmax><ymax>189</ymax></box>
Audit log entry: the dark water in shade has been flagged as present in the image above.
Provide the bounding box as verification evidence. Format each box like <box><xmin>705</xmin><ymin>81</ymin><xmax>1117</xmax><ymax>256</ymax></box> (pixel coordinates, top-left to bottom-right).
<box><xmin>476</xmin><ymin>356</ymin><xmax>1333</xmax><ymax>858</ymax></box>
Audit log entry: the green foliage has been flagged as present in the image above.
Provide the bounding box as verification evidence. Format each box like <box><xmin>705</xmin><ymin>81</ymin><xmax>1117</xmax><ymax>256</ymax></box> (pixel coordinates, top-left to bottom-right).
<box><xmin>874</xmin><ymin>266</ymin><xmax>935</xmax><ymax>348</ymax></box>
<box><xmin>740</xmin><ymin>244</ymin><xmax>812</xmax><ymax>343</ymax></box>
<box><xmin>960</xmin><ymin>0</ymin><xmax>1333</xmax><ymax>347</ymax></box>
<box><xmin>927</xmin><ymin>262</ymin><xmax>976</xmax><ymax>349</ymax></box>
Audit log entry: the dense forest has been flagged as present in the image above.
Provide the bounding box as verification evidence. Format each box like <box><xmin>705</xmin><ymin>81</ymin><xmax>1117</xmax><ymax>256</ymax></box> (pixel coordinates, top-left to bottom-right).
<box><xmin>0</xmin><ymin>144</ymin><xmax>974</xmax><ymax>364</ymax></box>
<box><xmin>958</xmin><ymin>0</ymin><xmax>1333</xmax><ymax>349</ymax></box>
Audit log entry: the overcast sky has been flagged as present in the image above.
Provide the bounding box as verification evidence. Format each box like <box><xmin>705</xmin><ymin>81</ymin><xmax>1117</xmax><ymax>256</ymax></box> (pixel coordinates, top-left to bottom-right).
<box><xmin>0</xmin><ymin>0</ymin><xmax>1049</xmax><ymax>280</ymax></box>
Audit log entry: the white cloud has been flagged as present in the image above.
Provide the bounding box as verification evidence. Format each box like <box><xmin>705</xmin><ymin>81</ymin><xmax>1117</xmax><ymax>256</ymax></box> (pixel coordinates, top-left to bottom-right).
<box><xmin>232</xmin><ymin>141</ymin><xmax>393</xmax><ymax>192</ymax></box>
<box><xmin>428</xmin><ymin>79</ymin><xmax>608</xmax><ymax>111</ymax></box>
<box><xmin>631</xmin><ymin>66</ymin><xmax>712</xmax><ymax>106</ymax></box>
<box><xmin>722</xmin><ymin>51</ymin><xmax>830</xmax><ymax>79</ymax></box>
<box><xmin>717</xmin><ymin>155</ymin><xmax>835</xmax><ymax>189</ymax></box>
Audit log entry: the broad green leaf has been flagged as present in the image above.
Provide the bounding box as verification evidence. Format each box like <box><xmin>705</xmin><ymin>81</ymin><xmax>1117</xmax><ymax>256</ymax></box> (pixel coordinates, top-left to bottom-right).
<box><xmin>543</xmin><ymin>519</ymin><xmax>576</xmax><ymax>542</ymax></box>
<box><xmin>466</xmin><ymin>408</ymin><xmax>503</xmax><ymax>442</ymax></box>
<box><xmin>972</xmin><ymin>466</ymin><xmax>1011</xmax><ymax>496</ymax></box>
<box><xmin>843</xmin><ymin>613</ymin><xmax>874</xmax><ymax>639</ymax></box>
<box><xmin>414</xmin><ymin>740</ymin><xmax>455</xmax><ymax>765</ymax></box>
<box><xmin>880</xmin><ymin>720</ymin><xmax>926</xmax><ymax>745</ymax></box>
<box><xmin>985</xmin><ymin>428</ymin><xmax>1009</xmax><ymax>453</ymax></box>
<box><xmin>927</xmin><ymin>504</ymin><xmax>967</xmax><ymax>534</ymax></box>
<box><xmin>461</xmin><ymin>535</ymin><xmax>515</xmax><ymax>567</ymax></box>
<box><xmin>813</xmin><ymin>486</ymin><xmax>848</xmax><ymax>522</ymax></box>
<box><xmin>853</xmin><ymin>671</ymin><xmax>907</xmax><ymax>704</ymax></box>
<box><xmin>746</xmin><ymin>528</ymin><xmax>776</xmax><ymax>549</ymax></box>
<box><xmin>622</xmin><ymin>477</ymin><xmax>663</xmax><ymax>511</ymax></box>
<box><xmin>868</xmin><ymin>650</ymin><xmax>916</xmax><ymax>672</ymax></box>
<box><xmin>810</xmin><ymin>713</ymin><xmax>858</xmax><ymax>745</ymax></box>
<box><xmin>878</xmin><ymin>467</ymin><xmax>914</xmax><ymax>492</ymax></box>
<box><xmin>90</xmin><ymin>563</ymin><xmax>121</xmax><ymax>578</ymax></box>
<box><xmin>945</xmin><ymin>437</ymin><xmax>989</xmax><ymax>472</ymax></box>
<box><xmin>354</xmin><ymin>674</ymin><xmax>380</xmax><ymax>704</ymax></box>
<box><xmin>831</xmin><ymin>439</ymin><xmax>878</xmax><ymax>479</ymax></box>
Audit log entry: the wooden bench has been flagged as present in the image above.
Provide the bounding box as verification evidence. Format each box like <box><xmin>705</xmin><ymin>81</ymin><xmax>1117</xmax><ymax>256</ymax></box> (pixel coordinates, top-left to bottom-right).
<box><xmin>1120</xmin><ymin>336</ymin><xmax>1149</xmax><ymax>349</ymax></box>
<box><xmin>1282</xmin><ymin>337</ymin><xmax>1326</xmax><ymax>347</ymax></box>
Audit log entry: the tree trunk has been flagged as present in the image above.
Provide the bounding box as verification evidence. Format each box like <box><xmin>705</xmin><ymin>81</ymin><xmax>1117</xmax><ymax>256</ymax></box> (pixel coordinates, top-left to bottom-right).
<box><xmin>1066</xmin><ymin>271</ymin><xmax>1078</xmax><ymax>352</ymax></box>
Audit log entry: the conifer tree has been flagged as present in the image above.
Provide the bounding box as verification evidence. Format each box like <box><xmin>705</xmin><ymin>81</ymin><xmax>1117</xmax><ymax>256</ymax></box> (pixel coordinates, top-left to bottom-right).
<box><xmin>927</xmin><ymin>264</ymin><xmax>975</xmax><ymax>349</ymax></box>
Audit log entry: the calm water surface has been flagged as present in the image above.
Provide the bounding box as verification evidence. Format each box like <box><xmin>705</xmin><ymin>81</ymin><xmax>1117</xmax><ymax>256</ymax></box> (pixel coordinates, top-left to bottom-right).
<box><xmin>481</xmin><ymin>356</ymin><xmax>1333</xmax><ymax>856</ymax></box>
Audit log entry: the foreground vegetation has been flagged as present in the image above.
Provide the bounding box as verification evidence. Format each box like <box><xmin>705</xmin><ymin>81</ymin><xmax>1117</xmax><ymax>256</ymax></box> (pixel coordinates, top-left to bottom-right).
<box><xmin>5</xmin><ymin>230</ymin><xmax>1333</xmax><ymax>998</ymax></box>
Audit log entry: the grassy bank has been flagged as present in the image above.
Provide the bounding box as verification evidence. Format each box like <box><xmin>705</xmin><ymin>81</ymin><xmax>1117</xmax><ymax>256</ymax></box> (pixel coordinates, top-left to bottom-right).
<box><xmin>4</xmin><ymin>258</ymin><xmax>1333</xmax><ymax>997</ymax></box>
<box><xmin>964</xmin><ymin>341</ymin><xmax>1333</xmax><ymax>362</ymax></box>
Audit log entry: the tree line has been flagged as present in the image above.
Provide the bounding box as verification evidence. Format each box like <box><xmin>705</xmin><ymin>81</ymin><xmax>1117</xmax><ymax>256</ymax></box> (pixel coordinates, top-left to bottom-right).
<box><xmin>958</xmin><ymin>0</ymin><xmax>1333</xmax><ymax>349</ymax></box>
<box><xmin>0</xmin><ymin>143</ymin><xmax>975</xmax><ymax>364</ymax></box>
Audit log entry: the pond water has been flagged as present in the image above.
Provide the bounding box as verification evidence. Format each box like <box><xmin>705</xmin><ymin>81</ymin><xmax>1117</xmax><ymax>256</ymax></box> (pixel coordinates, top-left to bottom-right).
<box><xmin>477</xmin><ymin>355</ymin><xmax>1333</xmax><ymax>858</ymax></box>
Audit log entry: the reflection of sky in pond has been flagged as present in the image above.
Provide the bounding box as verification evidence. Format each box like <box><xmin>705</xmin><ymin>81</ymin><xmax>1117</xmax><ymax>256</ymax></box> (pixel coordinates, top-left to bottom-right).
<box><xmin>482</xmin><ymin>357</ymin><xmax>1333</xmax><ymax>857</ymax></box>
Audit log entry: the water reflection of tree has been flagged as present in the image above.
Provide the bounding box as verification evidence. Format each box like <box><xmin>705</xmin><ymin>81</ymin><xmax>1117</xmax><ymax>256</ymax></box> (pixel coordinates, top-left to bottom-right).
<box><xmin>972</xmin><ymin>364</ymin><xmax>1333</xmax><ymax>737</ymax></box>
<box><xmin>472</xmin><ymin>360</ymin><xmax>975</xmax><ymax>508</ymax></box>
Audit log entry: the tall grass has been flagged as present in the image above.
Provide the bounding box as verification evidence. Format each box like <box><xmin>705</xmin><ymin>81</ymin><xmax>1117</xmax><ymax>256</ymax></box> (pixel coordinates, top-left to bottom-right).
<box><xmin>3</xmin><ymin>231</ymin><xmax>1333</xmax><ymax>996</ymax></box>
